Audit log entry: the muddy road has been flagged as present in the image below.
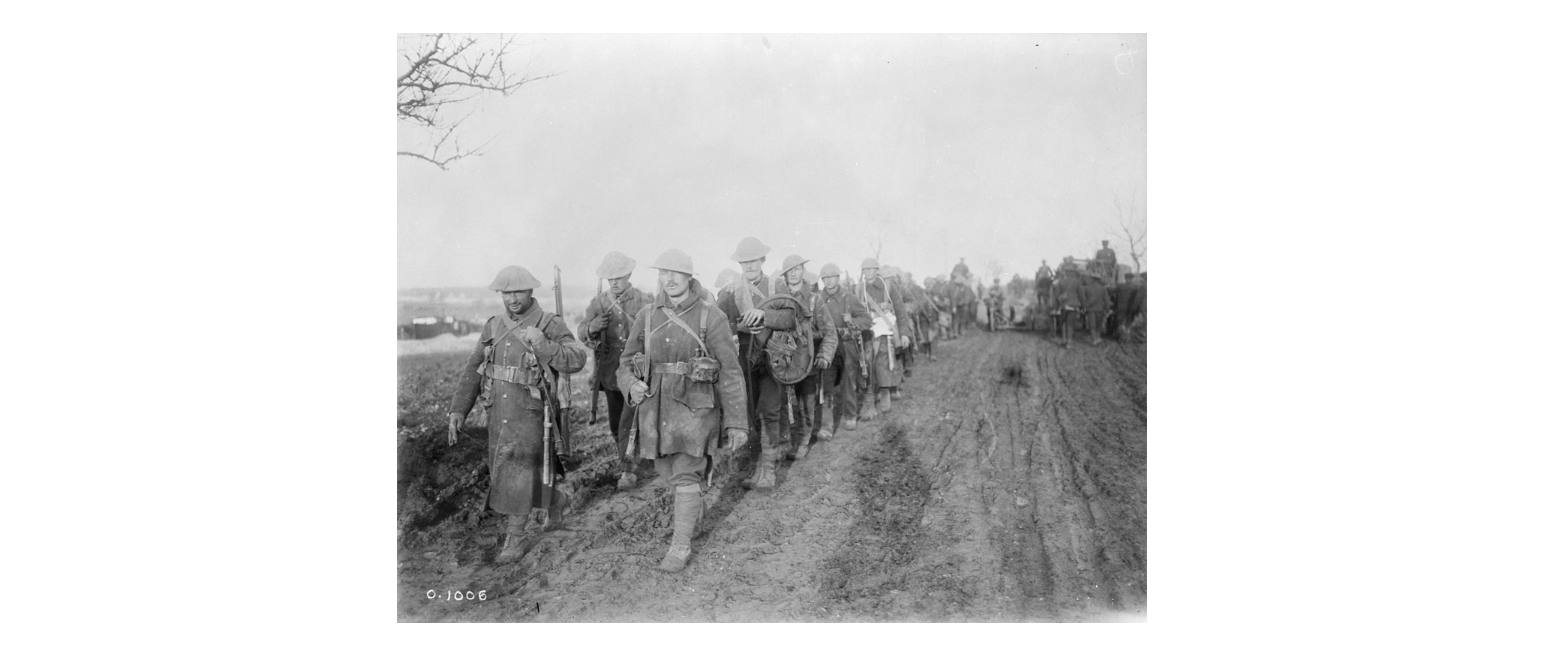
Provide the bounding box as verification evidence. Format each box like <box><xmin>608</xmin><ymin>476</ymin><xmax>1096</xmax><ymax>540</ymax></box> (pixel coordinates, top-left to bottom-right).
<box><xmin>397</xmin><ymin>328</ymin><xmax>1146</xmax><ymax>621</ymax></box>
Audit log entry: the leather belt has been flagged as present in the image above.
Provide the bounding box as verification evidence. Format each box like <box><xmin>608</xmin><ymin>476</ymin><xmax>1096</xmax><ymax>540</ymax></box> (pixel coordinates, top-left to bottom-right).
<box><xmin>656</xmin><ymin>362</ymin><xmax>693</xmax><ymax>376</ymax></box>
<box><xmin>482</xmin><ymin>363</ymin><xmax>541</xmax><ymax>385</ymax></box>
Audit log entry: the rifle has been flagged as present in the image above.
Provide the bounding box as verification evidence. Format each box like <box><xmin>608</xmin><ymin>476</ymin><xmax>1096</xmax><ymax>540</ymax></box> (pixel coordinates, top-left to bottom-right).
<box><xmin>589</xmin><ymin>277</ymin><xmax>603</xmax><ymax>425</ymax></box>
<box><xmin>552</xmin><ymin>266</ymin><xmax>572</xmax><ymax>456</ymax></box>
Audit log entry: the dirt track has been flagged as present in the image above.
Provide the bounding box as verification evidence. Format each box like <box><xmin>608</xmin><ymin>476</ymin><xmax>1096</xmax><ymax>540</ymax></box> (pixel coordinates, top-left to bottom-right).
<box><xmin>397</xmin><ymin>327</ymin><xmax>1146</xmax><ymax>622</ymax></box>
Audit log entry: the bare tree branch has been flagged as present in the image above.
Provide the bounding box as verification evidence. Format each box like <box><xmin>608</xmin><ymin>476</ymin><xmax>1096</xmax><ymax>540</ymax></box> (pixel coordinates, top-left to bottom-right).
<box><xmin>1109</xmin><ymin>191</ymin><xmax>1147</xmax><ymax>274</ymax></box>
<box><xmin>397</xmin><ymin>33</ymin><xmax>556</xmax><ymax>169</ymax></box>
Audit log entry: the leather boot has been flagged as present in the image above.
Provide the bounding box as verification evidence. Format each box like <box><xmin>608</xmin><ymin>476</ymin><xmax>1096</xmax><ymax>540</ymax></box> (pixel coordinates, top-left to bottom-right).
<box><xmin>892</xmin><ymin>387</ymin><xmax>904</xmax><ymax>400</ymax></box>
<box><xmin>658</xmin><ymin>484</ymin><xmax>702</xmax><ymax>573</ymax></box>
<box><xmin>743</xmin><ymin>419</ymin><xmax>779</xmax><ymax>489</ymax></box>
<box><xmin>752</xmin><ymin>458</ymin><xmax>777</xmax><ymax>489</ymax></box>
<box><xmin>493</xmin><ymin>514</ymin><xmax>528</xmax><ymax>564</ymax></box>
<box><xmin>841</xmin><ymin>417</ymin><xmax>857</xmax><ymax>430</ymax></box>
<box><xmin>878</xmin><ymin>388</ymin><xmax>892</xmax><ymax>413</ymax></box>
<box><xmin>617</xmin><ymin>472</ymin><xmax>639</xmax><ymax>490</ymax></box>
<box><xmin>859</xmin><ymin>390</ymin><xmax>878</xmax><ymax>421</ymax></box>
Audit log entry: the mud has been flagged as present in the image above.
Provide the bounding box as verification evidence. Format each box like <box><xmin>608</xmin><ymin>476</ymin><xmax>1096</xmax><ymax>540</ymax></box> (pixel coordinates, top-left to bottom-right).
<box><xmin>397</xmin><ymin>327</ymin><xmax>1146</xmax><ymax>621</ymax></box>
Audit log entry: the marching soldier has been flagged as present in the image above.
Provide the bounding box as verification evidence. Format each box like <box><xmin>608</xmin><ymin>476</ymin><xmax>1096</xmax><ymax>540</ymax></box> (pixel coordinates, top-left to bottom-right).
<box><xmin>577</xmin><ymin>252</ymin><xmax>653</xmax><ymax>490</ymax></box>
<box><xmin>1050</xmin><ymin>267</ymin><xmax>1086</xmax><ymax>347</ymax></box>
<box><xmin>814</xmin><ymin>262</ymin><xmax>872</xmax><ymax>433</ymax></box>
<box><xmin>986</xmin><ymin>278</ymin><xmax>1005</xmax><ymax>331</ymax></box>
<box><xmin>1083</xmin><ymin>271</ymin><xmax>1110</xmax><ymax>346</ymax></box>
<box><xmin>857</xmin><ymin>258</ymin><xmax>912</xmax><ymax>418</ymax></box>
<box><xmin>880</xmin><ymin>265</ymin><xmax>914</xmax><ymax>389</ymax></box>
<box><xmin>903</xmin><ymin>270</ymin><xmax>937</xmax><ymax>359</ymax></box>
<box><xmin>617</xmin><ymin>249</ymin><xmax>750</xmax><ymax>572</ymax></box>
<box><xmin>717</xmin><ymin>237</ymin><xmax>798</xmax><ymax>490</ymax></box>
<box><xmin>1131</xmin><ymin>272</ymin><xmax>1147</xmax><ymax>342</ymax></box>
<box><xmin>447</xmin><ymin>265</ymin><xmax>589</xmax><ymax>565</ymax></box>
<box><xmin>774</xmin><ymin>254</ymin><xmax>837</xmax><ymax>461</ymax></box>
<box><xmin>714</xmin><ymin>268</ymin><xmax>739</xmax><ymax>296</ymax></box>
<box><xmin>1114</xmin><ymin>272</ymin><xmax>1139</xmax><ymax>339</ymax></box>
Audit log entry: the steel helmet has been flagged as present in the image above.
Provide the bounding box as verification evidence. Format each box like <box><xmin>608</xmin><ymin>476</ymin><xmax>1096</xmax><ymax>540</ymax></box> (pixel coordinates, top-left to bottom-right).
<box><xmin>487</xmin><ymin>265</ymin><xmax>541</xmax><ymax>292</ymax></box>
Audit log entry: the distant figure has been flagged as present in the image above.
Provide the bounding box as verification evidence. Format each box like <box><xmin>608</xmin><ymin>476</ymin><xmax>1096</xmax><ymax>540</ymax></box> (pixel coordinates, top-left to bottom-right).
<box><xmin>1114</xmin><ymin>272</ymin><xmax>1139</xmax><ymax>339</ymax></box>
<box><xmin>951</xmin><ymin>258</ymin><xmax>971</xmax><ymax>283</ymax></box>
<box><xmin>1035</xmin><ymin>259</ymin><xmax>1053</xmax><ymax>281</ymax></box>
<box><xmin>1051</xmin><ymin>268</ymin><xmax>1086</xmax><ymax>347</ymax></box>
<box><xmin>1082</xmin><ymin>272</ymin><xmax>1110</xmax><ymax>346</ymax></box>
<box><xmin>1095</xmin><ymin>240</ymin><xmax>1118</xmax><ymax>281</ymax></box>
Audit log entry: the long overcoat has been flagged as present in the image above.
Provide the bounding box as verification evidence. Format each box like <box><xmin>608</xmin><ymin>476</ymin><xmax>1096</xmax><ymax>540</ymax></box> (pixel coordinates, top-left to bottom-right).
<box><xmin>577</xmin><ymin>285</ymin><xmax>652</xmax><ymax>393</ymax></box>
<box><xmin>617</xmin><ymin>281</ymin><xmax>751</xmax><ymax>459</ymax></box>
<box><xmin>858</xmin><ymin>275</ymin><xmax>911</xmax><ymax>388</ymax></box>
<box><xmin>450</xmin><ymin>300</ymin><xmax>588</xmax><ymax>515</ymax></box>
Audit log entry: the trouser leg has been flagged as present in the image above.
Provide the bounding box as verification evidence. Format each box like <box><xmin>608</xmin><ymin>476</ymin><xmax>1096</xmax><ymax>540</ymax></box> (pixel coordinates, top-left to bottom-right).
<box><xmin>656</xmin><ymin>452</ymin><xmax>706</xmax><ymax>572</ymax></box>
<box><xmin>755</xmin><ymin>371</ymin><xmax>785</xmax><ymax>450</ymax></box>
<box><xmin>603</xmin><ymin>389</ymin><xmax>635</xmax><ymax>475</ymax></box>
<box><xmin>837</xmin><ymin>343</ymin><xmax>860</xmax><ymax>426</ymax></box>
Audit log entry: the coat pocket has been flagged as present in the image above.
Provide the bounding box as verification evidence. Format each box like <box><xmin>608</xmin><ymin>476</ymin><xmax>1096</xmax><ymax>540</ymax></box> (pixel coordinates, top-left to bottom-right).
<box><xmin>682</xmin><ymin>380</ymin><xmax>716</xmax><ymax>410</ymax></box>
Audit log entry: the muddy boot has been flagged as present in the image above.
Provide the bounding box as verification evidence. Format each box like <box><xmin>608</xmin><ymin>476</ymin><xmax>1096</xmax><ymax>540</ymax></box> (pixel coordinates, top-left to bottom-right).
<box><xmin>859</xmin><ymin>390</ymin><xmax>878</xmax><ymax>421</ymax></box>
<box><xmin>493</xmin><ymin>514</ymin><xmax>528</xmax><ymax>565</ymax></box>
<box><xmin>891</xmin><ymin>387</ymin><xmax>904</xmax><ymax>400</ymax></box>
<box><xmin>842</xmin><ymin>417</ymin><xmax>857</xmax><ymax>430</ymax></box>
<box><xmin>658</xmin><ymin>483</ymin><xmax>702</xmax><ymax>573</ymax></box>
<box><xmin>795</xmin><ymin>441</ymin><xmax>811</xmax><ymax>461</ymax></box>
<box><xmin>878</xmin><ymin>388</ymin><xmax>892</xmax><ymax>413</ymax></box>
<box><xmin>617</xmin><ymin>472</ymin><xmax>639</xmax><ymax>490</ymax></box>
<box><xmin>752</xmin><ymin>458</ymin><xmax>778</xmax><ymax>490</ymax></box>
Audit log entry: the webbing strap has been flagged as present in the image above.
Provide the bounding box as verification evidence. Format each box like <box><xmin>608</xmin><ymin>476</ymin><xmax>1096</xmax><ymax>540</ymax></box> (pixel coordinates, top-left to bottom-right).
<box><xmin>660</xmin><ymin>306</ymin><xmax>711</xmax><ymax>355</ymax></box>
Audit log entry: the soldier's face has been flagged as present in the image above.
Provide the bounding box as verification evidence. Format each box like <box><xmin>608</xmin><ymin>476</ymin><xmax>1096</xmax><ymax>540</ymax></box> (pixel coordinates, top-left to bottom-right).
<box><xmin>608</xmin><ymin>275</ymin><xmax>631</xmax><ymax>295</ymax></box>
<box><xmin>822</xmin><ymin>275</ymin><xmax>840</xmax><ymax>292</ymax></box>
<box><xmin>740</xmin><ymin>258</ymin><xmax>764</xmax><ymax>281</ymax></box>
<box><xmin>501</xmin><ymin>290</ymin><xmax>533</xmax><ymax>314</ymax></box>
<box><xmin>863</xmin><ymin>268</ymin><xmax>878</xmax><ymax>282</ymax></box>
<box><xmin>659</xmin><ymin>270</ymin><xmax>691</xmax><ymax>298</ymax></box>
<box><xmin>783</xmin><ymin>265</ymin><xmax>804</xmax><ymax>286</ymax></box>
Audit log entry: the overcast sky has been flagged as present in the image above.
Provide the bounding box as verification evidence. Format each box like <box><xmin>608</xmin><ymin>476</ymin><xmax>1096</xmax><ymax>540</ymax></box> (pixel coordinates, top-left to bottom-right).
<box><xmin>398</xmin><ymin>33</ymin><xmax>1145</xmax><ymax>292</ymax></box>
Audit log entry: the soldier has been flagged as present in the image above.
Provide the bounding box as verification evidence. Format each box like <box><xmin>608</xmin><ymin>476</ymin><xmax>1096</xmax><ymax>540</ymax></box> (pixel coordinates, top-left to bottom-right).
<box><xmin>880</xmin><ymin>265</ymin><xmax>914</xmax><ymax>388</ymax></box>
<box><xmin>986</xmin><ymin>277</ymin><xmax>1005</xmax><ymax>331</ymax></box>
<box><xmin>929</xmin><ymin>279</ymin><xmax>955</xmax><ymax>340</ymax></box>
<box><xmin>447</xmin><ymin>265</ymin><xmax>589</xmax><ymax>565</ymax></box>
<box><xmin>857</xmin><ymin>258</ymin><xmax>912</xmax><ymax>418</ymax></box>
<box><xmin>1114</xmin><ymin>272</ymin><xmax>1139</xmax><ymax>339</ymax></box>
<box><xmin>1036</xmin><ymin>259</ymin><xmax>1054</xmax><ymax>280</ymax></box>
<box><xmin>774</xmin><ymin>254</ymin><xmax>837</xmax><ymax>461</ymax></box>
<box><xmin>903</xmin><ymin>270</ymin><xmax>937</xmax><ymax>359</ymax></box>
<box><xmin>714</xmin><ymin>268</ymin><xmax>739</xmax><ymax>296</ymax></box>
<box><xmin>951</xmin><ymin>278</ymin><xmax>977</xmax><ymax>336</ymax></box>
<box><xmin>1132</xmin><ymin>273</ymin><xmax>1147</xmax><ymax>341</ymax></box>
<box><xmin>812</xmin><ymin>262</ymin><xmax>871</xmax><ymax>433</ymax></box>
<box><xmin>1083</xmin><ymin>271</ymin><xmax>1110</xmax><ymax>346</ymax></box>
<box><xmin>718</xmin><ymin>237</ymin><xmax>799</xmax><ymax>490</ymax></box>
<box><xmin>617</xmin><ymin>249</ymin><xmax>750</xmax><ymax>572</ymax></box>
<box><xmin>1050</xmin><ymin>267</ymin><xmax>1086</xmax><ymax>347</ymax></box>
<box><xmin>951</xmin><ymin>258</ymin><xmax>970</xmax><ymax>282</ymax></box>
<box><xmin>577</xmin><ymin>252</ymin><xmax>653</xmax><ymax>490</ymax></box>
<box><xmin>1034</xmin><ymin>270</ymin><xmax>1054</xmax><ymax>332</ymax></box>
<box><xmin>1095</xmin><ymin>240</ymin><xmax>1118</xmax><ymax>281</ymax></box>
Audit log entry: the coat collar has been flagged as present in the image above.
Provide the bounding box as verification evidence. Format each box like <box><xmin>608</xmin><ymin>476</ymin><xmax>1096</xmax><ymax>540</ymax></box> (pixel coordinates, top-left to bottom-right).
<box><xmin>655</xmin><ymin>279</ymin><xmax>703</xmax><ymax>312</ymax></box>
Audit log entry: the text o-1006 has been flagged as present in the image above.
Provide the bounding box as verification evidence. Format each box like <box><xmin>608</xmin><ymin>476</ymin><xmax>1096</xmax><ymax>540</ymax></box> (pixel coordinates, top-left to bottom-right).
<box><xmin>426</xmin><ymin>590</ymin><xmax>487</xmax><ymax>601</ymax></box>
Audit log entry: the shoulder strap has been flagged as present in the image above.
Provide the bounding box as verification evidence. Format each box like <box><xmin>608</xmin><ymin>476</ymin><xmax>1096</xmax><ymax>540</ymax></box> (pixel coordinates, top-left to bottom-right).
<box><xmin>643</xmin><ymin>306</ymin><xmax>652</xmax><ymax>358</ymax></box>
<box><xmin>660</xmin><ymin>306</ymin><xmax>711</xmax><ymax>354</ymax></box>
